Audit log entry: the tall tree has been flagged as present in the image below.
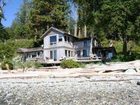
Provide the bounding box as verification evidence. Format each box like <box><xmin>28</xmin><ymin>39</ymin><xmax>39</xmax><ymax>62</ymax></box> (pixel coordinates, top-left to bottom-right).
<box><xmin>11</xmin><ymin>0</ymin><xmax>32</xmax><ymax>39</ymax></box>
<box><xmin>29</xmin><ymin>0</ymin><xmax>69</xmax><ymax>39</ymax></box>
<box><xmin>74</xmin><ymin>0</ymin><xmax>140</xmax><ymax>55</ymax></box>
<box><xmin>101</xmin><ymin>0</ymin><xmax>140</xmax><ymax>54</ymax></box>
<box><xmin>0</xmin><ymin>0</ymin><xmax>9</xmax><ymax>42</ymax></box>
<box><xmin>74</xmin><ymin>0</ymin><xmax>104</xmax><ymax>38</ymax></box>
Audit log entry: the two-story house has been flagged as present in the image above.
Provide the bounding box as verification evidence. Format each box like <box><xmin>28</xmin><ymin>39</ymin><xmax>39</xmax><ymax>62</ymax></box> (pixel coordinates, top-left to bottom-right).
<box><xmin>18</xmin><ymin>27</ymin><xmax>115</xmax><ymax>62</ymax></box>
<box><xmin>42</xmin><ymin>27</ymin><xmax>92</xmax><ymax>61</ymax></box>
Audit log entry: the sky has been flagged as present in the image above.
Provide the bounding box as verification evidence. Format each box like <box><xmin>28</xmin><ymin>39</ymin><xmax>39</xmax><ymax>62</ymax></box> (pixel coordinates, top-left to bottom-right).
<box><xmin>1</xmin><ymin>0</ymin><xmax>77</xmax><ymax>27</ymax></box>
<box><xmin>1</xmin><ymin>0</ymin><xmax>23</xmax><ymax>27</ymax></box>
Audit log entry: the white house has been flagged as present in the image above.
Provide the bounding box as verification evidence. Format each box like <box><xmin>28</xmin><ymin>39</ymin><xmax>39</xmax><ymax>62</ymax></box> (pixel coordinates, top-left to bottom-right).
<box><xmin>18</xmin><ymin>27</ymin><xmax>116</xmax><ymax>62</ymax></box>
<box><xmin>41</xmin><ymin>27</ymin><xmax>92</xmax><ymax>61</ymax></box>
<box><xmin>17</xmin><ymin>47</ymin><xmax>43</xmax><ymax>62</ymax></box>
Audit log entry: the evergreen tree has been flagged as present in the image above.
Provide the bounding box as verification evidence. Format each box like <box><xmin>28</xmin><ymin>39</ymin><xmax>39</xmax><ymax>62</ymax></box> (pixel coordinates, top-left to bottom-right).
<box><xmin>0</xmin><ymin>0</ymin><xmax>9</xmax><ymax>42</ymax></box>
<box><xmin>74</xmin><ymin>0</ymin><xmax>140</xmax><ymax>55</ymax></box>
<box><xmin>29</xmin><ymin>0</ymin><xmax>69</xmax><ymax>39</ymax></box>
<box><xmin>11</xmin><ymin>0</ymin><xmax>32</xmax><ymax>39</ymax></box>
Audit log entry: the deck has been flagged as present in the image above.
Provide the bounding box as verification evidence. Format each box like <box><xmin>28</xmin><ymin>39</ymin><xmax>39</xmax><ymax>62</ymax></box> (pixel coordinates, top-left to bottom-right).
<box><xmin>40</xmin><ymin>57</ymin><xmax>102</xmax><ymax>65</ymax></box>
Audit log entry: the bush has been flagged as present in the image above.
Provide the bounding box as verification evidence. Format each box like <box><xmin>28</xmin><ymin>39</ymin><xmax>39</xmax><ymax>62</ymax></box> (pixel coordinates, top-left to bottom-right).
<box><xmin>60</xmin><ymin>59</ymin><xmax>81</xmax><ymax>68</ymax></box>
<box><xmin>0</xmin><ymin>39</ymin><xmax>34</xmax><ymax>61</ymax></box>
<box><xmin>13</xmin><ymin>57</ymin><xmax>43</xmax><ymax>71</ymax></box>
<box><xmin>112</xmin><ymin>52</ymin><xmax>140</xmax><ymax>62</ymax></box>
<box><xmin>1</xmin><ymin>60</ymin><xmax>13</xmax><ymax>70</ymax></box>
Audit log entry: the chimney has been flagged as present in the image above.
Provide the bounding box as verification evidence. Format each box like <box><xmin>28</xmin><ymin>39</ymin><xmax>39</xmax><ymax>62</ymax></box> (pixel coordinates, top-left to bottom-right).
<box><xmin>78</xmin><ymin>27</ymin><xmax>81</xmax><ymax>38</ymax></box>
<box><xmin>84</xmin><ymin>25</ymin><xmax>87</xmax><ymax>38</ymax></box>
<box><xmin>74</xmin><ymin>23</ymin><xmax>77</xmax><ymax>37</ymax></box>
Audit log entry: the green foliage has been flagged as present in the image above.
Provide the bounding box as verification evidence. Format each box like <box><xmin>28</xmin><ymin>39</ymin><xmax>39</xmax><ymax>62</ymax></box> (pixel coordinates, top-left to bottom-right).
<box><xmin>10</xmin><ymin>0</ymin><xmax>32</xmax><ymax>39</ymax></box>
<box><xmin>29</xmin><ymin>0</ymin><xmax>69</xmax><ymax>38</ymax></box>
<box><xmin>0</xmin><ymin>24</ymin><xmax>9</xmax><ymax>42</ymax></box>
<box><xmin>13</xmin><ymin>56</ymin><xmax>42</xmax><ymax>70</ymax></box>
<box><xmin>0</xmin><ymin>39</ymin><xmax>34</xmax><ymax>61</ymax></box>
<box><xmin>60</xmin><ymin>59</ymin><xmax>81</xmax><ymax>68</ymax></box>
<box><xmin>112</xmin><ymin>52</ymin><xmax>140</xmax><ymax>62</ymax></box>
<box><xmin>1</xmin><ymin>60</ymin><xmax>13</xmax><ymax>70</ymax></box>
<box><xmin>14</xmin><ymin>60</ymin><xmax>42</xmax><ymax>71</ymax></box>
<box><xmin>74</xmin><ymin>0</ymin><xmax>140</xmax><ymax>54</ymax></box>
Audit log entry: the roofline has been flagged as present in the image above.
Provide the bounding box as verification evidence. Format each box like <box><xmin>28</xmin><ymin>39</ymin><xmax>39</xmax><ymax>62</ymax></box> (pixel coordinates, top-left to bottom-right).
<box><xmin>17</xmin><ymin>47</ymin><xmax>43</xmax><ymax>53</ymax></box>
<box><xmin>41</xmin><ymin>27</ymin><xmax>64</xmax><ymax>38</ymax></box>
<box><xmin>41</xmin><ymin>27</ymin><xmax>78</xmax><ymax>39</ymax></box>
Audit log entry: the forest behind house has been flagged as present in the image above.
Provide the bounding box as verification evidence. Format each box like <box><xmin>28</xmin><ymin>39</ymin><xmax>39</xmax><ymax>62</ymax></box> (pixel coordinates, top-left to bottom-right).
<box><xmin>0</xmin><ymin>0</ymin><xmax>140</xmax><ymax>63</ymax></box>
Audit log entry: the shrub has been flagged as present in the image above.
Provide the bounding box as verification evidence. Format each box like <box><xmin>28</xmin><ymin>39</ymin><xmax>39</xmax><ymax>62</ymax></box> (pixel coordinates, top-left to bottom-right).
<box><xmin>34</xmin><ymin>62</ymin><xmax>43</xmax><ymax>69</ymax></box>
<box><xmin>112</xmin><ymin>52</ymin><xmax>140</xmax><ymax>62</ymax></box>
<box><xmin>1</xmin><ymin>60</ymin><xmax>13</xmax><ymax>70</ymax></box>
<box><xmin>13</xmin><ymin>57</ymin><xmax>43</xmax><ymax>71</ymax></box>
<box><xmin>0</xmin><ymin>39</ymin><xmax>34</xmax><ymax>61</ymax></box>
<box><xmin>60</xmin><ymin>59</ymin><xmax>81</xmax><ymax>68</ymax></box>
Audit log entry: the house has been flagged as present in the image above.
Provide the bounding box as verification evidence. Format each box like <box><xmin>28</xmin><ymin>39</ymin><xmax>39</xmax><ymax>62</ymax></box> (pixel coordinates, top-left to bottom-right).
<box><xmin>17</xmin><ymin>27</ymin><xmax>116</xmax><ymax>62</ymax></box>
<box><xmin>42</xmin><ymin>27</ymin><xmax>92</xmax><ymax>61</ymax></box>
<box><xmin>92</xmin><ymin>47</ymin><xmax>116</xmax><ymax>60</ymax></box>
<box><xmin>17</xmin><ymin>48</ymin><xmax>43</xmax><ymax>62</ymax></box>
<box><xmin>74</xmin><ymin>38</ymin><xmax>92</xmax><ymax>59</ymax></box>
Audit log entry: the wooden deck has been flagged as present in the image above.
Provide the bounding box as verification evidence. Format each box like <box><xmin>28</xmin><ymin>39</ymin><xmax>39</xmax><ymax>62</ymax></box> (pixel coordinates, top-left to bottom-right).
<box><xmin>40</xmin><ymin>57</ymin><xmax>101</xmax><ymax>65</ymax></box>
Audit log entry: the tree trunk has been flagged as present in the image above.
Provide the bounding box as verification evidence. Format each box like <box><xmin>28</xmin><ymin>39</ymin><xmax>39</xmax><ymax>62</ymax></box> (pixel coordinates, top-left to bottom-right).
<box><xmin>122</xmin><ymin>36</ymin><xmax>127</xmax><ymax>55</ymax></box>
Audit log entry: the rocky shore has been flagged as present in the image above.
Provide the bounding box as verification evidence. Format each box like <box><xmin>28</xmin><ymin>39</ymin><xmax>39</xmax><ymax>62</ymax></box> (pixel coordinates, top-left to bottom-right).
<box><xmin>0</xmin><ymin>75</ymin><xmax>140</xmax><ymax>105</ymax></box>
<box><xmin>0</xmin><ymin>60</ymin><xmax>140</xmax><ymax>105</ymax></box>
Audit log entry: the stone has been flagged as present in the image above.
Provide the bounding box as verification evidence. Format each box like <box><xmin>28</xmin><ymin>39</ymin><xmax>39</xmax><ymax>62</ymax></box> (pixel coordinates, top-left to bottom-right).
<box><xmin>135</xmin><ymin>68</ymin><xmax>140</xmax><ymax>72</ymax></box>
<box><xmin>125</xmin><ymin>68</ymin><xmax>137</xmax><ymax>73</ymax></box>
<box><xmin>137</xmin><ymin>81</ymin><xmax>140</xmax><ymax>85</ymax></box>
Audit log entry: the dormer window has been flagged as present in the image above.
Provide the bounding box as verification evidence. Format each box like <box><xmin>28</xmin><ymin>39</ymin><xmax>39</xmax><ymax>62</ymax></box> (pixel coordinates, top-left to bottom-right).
<box><xmin>50</xmin><ymin>35</ymin><xmax>57</xmax><ymax>45</ymax></box>
<box><xmin>59</xmin><ymin>35</ymin><xmax>63</xmax><ymax>42</ymax></box>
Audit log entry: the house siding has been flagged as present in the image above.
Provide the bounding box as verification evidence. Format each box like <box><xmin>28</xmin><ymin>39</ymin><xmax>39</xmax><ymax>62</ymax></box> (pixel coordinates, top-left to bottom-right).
<box><xmin>74</xmin><ymin>40</ymin><xmax>91</xmax><ymax>57</ymax></box>
<box><xmin>43</xmin><ymin>30</ymin><xmax>75</xmax><ymax>61</ymax></box>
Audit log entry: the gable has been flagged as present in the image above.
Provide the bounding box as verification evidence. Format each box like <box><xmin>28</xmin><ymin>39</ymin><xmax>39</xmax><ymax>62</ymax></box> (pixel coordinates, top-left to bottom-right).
<box><xmin>41</xmin><ymin>27</ymin><xmax>64</xmax><ymax>38</ymax></box>
<box><xmin>47</xmin><ymin>31</ymin><xmax>60</xmax><ymax>36</ymax></box>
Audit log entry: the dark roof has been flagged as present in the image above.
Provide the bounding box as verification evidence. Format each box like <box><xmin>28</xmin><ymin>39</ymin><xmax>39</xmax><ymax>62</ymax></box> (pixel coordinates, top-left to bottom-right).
<box><xmin>76</xmin><ymin>37</ymin><xmax>91</xmax><ymax>41</ymax></box>
<box><xmin>17</xmin><ymin>47</ymin><xmax>43</xmax><ymax>53</ymax></box>
<box><xmin>92</xmin><ymin>47</ymin><xmax>116</xmax><ymax>53</ymax></box>
<box><xmin>41</xmin><ymin>27</ymin><xmax>77</xmax><ymax>39</ymax></box>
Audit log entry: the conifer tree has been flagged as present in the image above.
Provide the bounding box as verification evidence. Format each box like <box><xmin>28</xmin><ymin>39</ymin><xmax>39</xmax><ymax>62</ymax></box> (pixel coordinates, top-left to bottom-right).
<box><xmin>30</xmin><ymin>0</ymin><xmax>69</xmax><ymax>39</ymax></box>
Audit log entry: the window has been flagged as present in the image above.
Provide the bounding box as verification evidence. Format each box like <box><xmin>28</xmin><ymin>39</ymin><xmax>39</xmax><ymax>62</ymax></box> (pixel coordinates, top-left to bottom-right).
<box><xmin>68</xmin><ymin>50</ymin><xmax>70</xmax><ymax>57</ymax></box>
<box><xmin>83</xmin><ymin>50</ymin><xmax>87</xmax><ymax>57</ymax></box>
<box><xmin>71</xmin><ymin>51</ymin><xmax>73</xmax><ymax>56</ymax></box>
<box><xmin>77</xmin><ymin>51</ymin><xmax>81</xmax><ymax>57</ymax></box>
<box><xmin>50</xmin><ymin>50</ymin><xmax>57</xmax><ymax>61</ymax></box>
<box><xmin>64</xmin><ymin>36</ymin><xmax>67</xmax><ymax>41</ymax></box>
<box><xmin>68</xmin><ymin>37</ymin><xmax>70</xmax><ymax>42</ymax></box>
<box><xmin>37</xmin><ymin>52</ymin><xmax>40</xmax><ymax>56</ymax></box>
<box><xmin>65</xmin><ymin>50</ymin><xmax>67</xmax><ymax>57</ymax></box>
<box><xmin>59</xmin><ymin>35</ymin><xmax>63</xmax><ymax>42</ymax></box>
<box><xmin>50</xmin><ymin>36</ymin><xmax>57</xmax><ymax>45</ymax></box>
<box><xmin>84</xmin><ymin>41</ymin><xmax>88</xmax><ymax>47</ymax></box>
<box><xmin>50</xmin><ymin>51</ymin><xmax>53</xmax><ymax>59</ymax></box>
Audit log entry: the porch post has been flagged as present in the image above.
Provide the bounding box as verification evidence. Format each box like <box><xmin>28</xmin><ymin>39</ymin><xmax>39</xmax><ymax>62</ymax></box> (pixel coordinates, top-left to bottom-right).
<box><xmin>89</xmin><ymin>36</ymin><xmax>93</xmax><ymax>57</ymax></box>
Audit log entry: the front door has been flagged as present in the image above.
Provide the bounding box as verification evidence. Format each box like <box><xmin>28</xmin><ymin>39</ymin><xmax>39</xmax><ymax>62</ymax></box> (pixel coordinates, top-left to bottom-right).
<box><xmin>83</xmin><ymin>50</ymin><xmax>87</xmax><ymax>57</ymax></box>
<box><xmin>54</xmin><ymin>50</ymin><xmax>57</xmax><ymax>61</ymax></box>
<box><xmin>50</xmin><ymin>50</ymin><xmax>57</xmax><ymax>61</ymax></box>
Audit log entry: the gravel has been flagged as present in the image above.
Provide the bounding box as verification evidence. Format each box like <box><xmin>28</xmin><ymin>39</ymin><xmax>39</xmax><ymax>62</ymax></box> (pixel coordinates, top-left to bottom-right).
<box><xmin>0</xmin><ymin>76</ymin><xmax>140</xmax><ymax>105</ymax></box>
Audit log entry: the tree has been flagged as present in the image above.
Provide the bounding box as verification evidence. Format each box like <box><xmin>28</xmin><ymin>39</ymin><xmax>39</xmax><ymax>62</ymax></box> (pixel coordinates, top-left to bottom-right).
<box><xmin>11</xmin><ymin>0</ymin><xmax>32</xmax><ymax>39</ymax></box>
<box><xmin>0</xmin><ymin>0</ymin><xmax>9</xmax><ymax>42</ymax></box>
<box><xmin>74</xmin><ymin>0</ymin><xmax>140</xmax><ymax>55</ymax></box>
<box><xmin>29</xmin><ymin>0</ymin><xmax>69</xmax><ymax>39</ymax></box>
<box><xmin>73</xmin><ymin>0</ymin><xmax>104</xmax><ymax>39</ymax></box>
<box><xmin>101</xmin><ymin>0</ymin><xmax>140</xmax><ymax>54</ymax></box>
